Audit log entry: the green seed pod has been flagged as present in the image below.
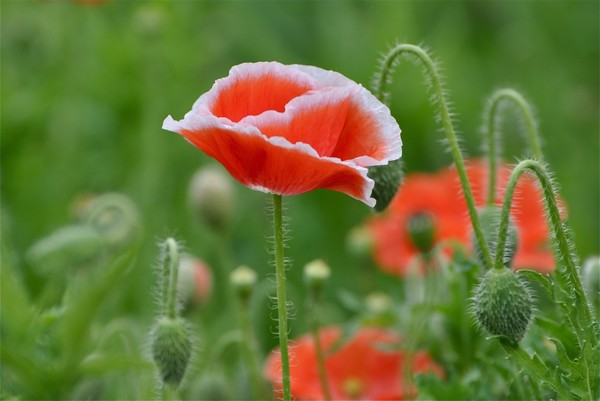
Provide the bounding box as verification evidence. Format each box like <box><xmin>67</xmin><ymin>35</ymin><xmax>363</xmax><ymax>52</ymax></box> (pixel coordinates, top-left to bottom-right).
<box><xmin>151</xmin><ymin>317</ymin><xmax>193</xmax><ymax>387</ymax></box>
<box><xmin>406</xmin><ymin>212</ymin><xmax>435</xmax><ymax>254</ymax></box>
<box><xmin>473</xmin><ymin>206</ymin><xmax>518</xmax><ymax>267</ymax></box>
<box><xmin>473</xmin><ymin>267</ymin><xmax>533</xmax><ymax>343</ymax></box>
<box><xmin>26</xmin><ymin>224</ymin><xmax>104</xmax><ymax>272</ymax></box>
<box><xmin>368</xmin><ymin>158</ymin><xmax>403</xmax><ymax>212</ymax></box>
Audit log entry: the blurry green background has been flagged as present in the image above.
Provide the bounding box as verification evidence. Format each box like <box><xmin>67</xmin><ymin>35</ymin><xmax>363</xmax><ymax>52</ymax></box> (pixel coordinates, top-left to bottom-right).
<box><xmin>2</xmin><ymin>0</ymin><xmax>598</xmax><ymax>344</ymax></box>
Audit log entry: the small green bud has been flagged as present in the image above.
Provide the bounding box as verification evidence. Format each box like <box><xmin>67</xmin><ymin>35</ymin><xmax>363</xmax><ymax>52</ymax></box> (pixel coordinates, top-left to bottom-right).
<box><xmin>346</xmin><ymin>226</ymin><xmax>374</xmax><ymax>258</ymax></box>
<box><xmin>26</xmin><ymin>225</ymin><xmax>104</xmax><ymax>272</ymax></box>
<box><xmin>188</xmin><ymin>165</ymin><xmax>235</xmax><ymax>232</ymax></box>
<box><xmin>473</xmin><ymin>267</ymin><xmax>533</xmax><ymax>343</ymax></box>
<box><xmin>368</xmin><ymin>158</ymin><xmax>403</xmax><ymax>212</ymax></box>
<box><xmin>151</xmin><ymin>317</ymin><xmax>193</xmax><ymax>387</ymax></box>
<box><xmin>474</xmin><ymin>206</ymin><xmax>518</xmax><ymax>267</ymax></box>
<box><xmin>303</xmin><ymin>259</ymin><xmax>331</xmax><ymax>294</ymax></box>
<box><xmin>406</xmin><ymin>212</ymin><xmax>435</xmax><ymax>254</ymax></box>
<box><xmin>229</xmin><ymin>265</ymin><xmax>257</xmax><ymax>301</ymax></box>
<box><xmin>582</xmin><ymin>256</ymin><xmax>600</xmax><ymax>313</ymax></box>
<box><xmin>365</xmin><ymin>291</ymin><xmax>392</xmax><ymax>315</ymax></box>
<box><xmin>81</xmin><ymin>193</ymin><xmax>140</xmax><ymax>248</ymax></box>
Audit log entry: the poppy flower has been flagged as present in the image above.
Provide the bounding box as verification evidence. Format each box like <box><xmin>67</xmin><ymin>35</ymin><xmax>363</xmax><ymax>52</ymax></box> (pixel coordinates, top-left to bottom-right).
<box><xmin>177</xmin><ymin>254</ymin><xmax>213</xmax><ymax>306</ymax></box>
<box><xmin>264</xmin><ymin>326</ymin><xmax>444</xmax><ymax>400</ymax></box>
<box><xmin>367</xmin><ymin>160</ymin><xmax>560</xmax><ymax>275</ymax></box>
<box><xmin>163</xmin><ymin>62</ymin><xmax>402</xmax><ymax>207</ymax></box>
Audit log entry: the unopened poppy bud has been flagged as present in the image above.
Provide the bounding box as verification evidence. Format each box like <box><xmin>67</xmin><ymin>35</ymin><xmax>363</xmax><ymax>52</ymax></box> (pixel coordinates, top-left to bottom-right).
<box><xmin>188</xmin><ymin>166</ymin><xmax>235</xmax><ymax>232</ymax></box>
<box><xmin>177</xmin><ymin>254</ymin><xmax>213</xmax><ymax>307</ymax></box>
<box><xmin>474</xmin><ymin>206</ymin><xmax>518</xmax><ymax>267</ymax></box>
<box><xmin>151</xmin><ymin>316</ymin><xmax>193</xmax><ymax>387</ymax></box>
<box><xmin>81</xmin><ymin>193</ymin><xmax>140</xmax><ymax>248</ymax></box>
<box><xmin>26</xmin><ymin>225</ymin><xmax>104</xmax><ymax>272</ymax></box>
<box><xmin>473</xmin><ymin>267</ymin><xmax>533</xmax><ymax>343</ymax></box>
<box><xmin>368</xmin><ymin>159</ymin><xmax>403</xmax><ymax>212</ymax></box>
<box><xmin>406</xmin><ymin>212</ymin><xmax>435</xmax><ymax>254</ymax></box>
<box><xmin>365</xmin><ymin>291</ymin><xmax>392</xmax><ymax>315</ymax></box>
<box><xmin>582</xmin><ymin>256</ymin><xmax>600</xmax><ymax>312</ymax></box>
<box><xmin>229</xmin><ymin>265</ymin><xmax>257</xmax><ymax>301</ymax></box>
<box><xmin>346</xmin><ymin>226</ymin><xmax>374</xmax><ymax>258</ymax></box>
<box><xmin>303</xmin><ymin>259</ymin><xmax>331</xmax><ymax>294</ymax></box>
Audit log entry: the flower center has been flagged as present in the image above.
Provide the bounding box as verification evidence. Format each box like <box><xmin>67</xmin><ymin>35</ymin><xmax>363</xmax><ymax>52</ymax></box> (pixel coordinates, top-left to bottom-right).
<box><xmin>406</xmin><ymin>212</ymin><xmax>436</xmax><ymax>254</ymax></box>
<box><xmin>343</xmin><ymin>377</ymin><xmax>364</xmax><ymax>399</ymax></box>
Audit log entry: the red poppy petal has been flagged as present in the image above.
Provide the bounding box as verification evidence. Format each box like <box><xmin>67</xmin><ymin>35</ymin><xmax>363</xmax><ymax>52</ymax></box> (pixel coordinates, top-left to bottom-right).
<box><xmin>163</xmin><ymin>115</ymin><xmax>376</xmax><ymax>206</ymax></box>
<box><xmin>197</xmin><ymin>62</ymin><xmax>316</xmax><ymax>123</ymax></box>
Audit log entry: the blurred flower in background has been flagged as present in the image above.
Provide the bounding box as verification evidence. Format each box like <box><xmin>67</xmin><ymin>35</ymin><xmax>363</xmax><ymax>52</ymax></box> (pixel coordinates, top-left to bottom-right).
<box><xmin>365</xmin><ymin>160</ymin><xmax>560</xmax><ymax>275</ymax></box>
<box><xmin>177</xmin><ymin>254</ymin><xmax>213</xmax><ymax>308</ymax></box>
<box><xmin>264</xmin><ymin>326</ymin><xmax>443</xmax><ymax>400</ymax></box>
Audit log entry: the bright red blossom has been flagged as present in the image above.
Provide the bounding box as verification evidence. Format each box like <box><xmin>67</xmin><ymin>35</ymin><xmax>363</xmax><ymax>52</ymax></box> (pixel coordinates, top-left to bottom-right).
<box><xmin>163</xmin><ymin>62</ymin><xmax>402</xmax><ymax>207</ymax></box>
<box><xmin>264</xmin><ymin>327</ymin><xmax>443</xmax><ymax>400</ymax></box>
<box><xmin>367</xmin><ymin>160</ymin><xmax>561</xmax><ymax>275</ymax></box>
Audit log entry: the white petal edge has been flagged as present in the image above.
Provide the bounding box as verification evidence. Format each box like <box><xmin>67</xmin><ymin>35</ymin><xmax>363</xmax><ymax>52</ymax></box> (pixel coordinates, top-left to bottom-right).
<box><xmin>162</xmin><ymin>113</ymin><xmax>377</xmax><ymax>207</ymax></box>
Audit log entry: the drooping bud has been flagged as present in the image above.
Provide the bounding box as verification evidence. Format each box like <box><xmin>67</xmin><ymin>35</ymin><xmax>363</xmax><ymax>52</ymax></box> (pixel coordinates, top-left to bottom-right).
<box><xmin>150</xmin><ymin>316</ymin><xmax>193</xmax><ymax>387</ymax></box>
<box><xmin>303</xmin><ymin>259</ymin><xmax>331</xmax><ymax>295</ymax></box>
<box><xmin>177</xmin><ymin>254</ymin><xmax>213</xmax><ymax>307</ymax></box>
<box><xmin>26</xmin><ymin>225</ymin><xmax>104</xmax><ymax>272</ymax></box>
<box><xmin>406</xmin><ymin>212</ymin><xmax>435</xmax><ymax>254</ymax></box>
<box><xmin>368</xmin><ymin>158</ymin><xmax>403</xmax><ymax>212</ymax></box>
<box><xmin>346</xmin><ymin>226</ymin><xmax>374</xmax><ymax>258</ymax></box>
<box><xmin>472</xmin><ymin>267</ymin><xmax>533</xmax><ymax>343</ymax></box>
<box><xmin>188</xmin><ymin>165</ymin><xmax>235</xmax><ymax>232</ymax></box>
<box><xmin>229</xmin><ymin>265</ymin><xmax>257</xmax><ymax>302</ymax></box>
<box><xmin>81</xmin><ymin>193</ymin><xmax>141</xmax><ymax>248</ymax></box>
<box><xmin>473</xmin><ymin>206</ymin><xmax>518</xmax><ymax>267</ymax></box>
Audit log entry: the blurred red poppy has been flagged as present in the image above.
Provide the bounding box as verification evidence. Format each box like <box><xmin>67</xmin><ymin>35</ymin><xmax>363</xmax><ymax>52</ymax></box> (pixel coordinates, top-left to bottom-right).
<box><xmin>367</xmin><ymin>160</ymin><xmax>560</xmax><ymax>275</ymax></box>
<box><xmin>163</xmin><ymin>62</ymin><xmax>402</xmax><ymax>207</ymax></box>
<box><xmin>264</xmin><ymin>326</ymin><xmax>443</xmax><ymax>400</ymax></box>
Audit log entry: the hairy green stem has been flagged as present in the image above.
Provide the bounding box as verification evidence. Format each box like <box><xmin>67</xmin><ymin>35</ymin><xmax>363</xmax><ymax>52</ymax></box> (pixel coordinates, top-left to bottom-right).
<box><xmin>164</xmin><ymin>238</ymin><xmax>180</xmax><ymax>319</ymax></box>
<box><xmin>375</xmin><ymin>43</ymin><xmax>493</xmax><ymax>269</ymax></box>
<box><xmin>308</xmin><ymin>295</ymin><xmax>332</xmax><ymax>401</ymax></box>
<box><xmin>483</xmin><ymin>88</ymin><xmax>543</xmax><ymax>205</ymax></box>
<box><xmin>272</xmin><ymin>194</ymin><xmax>291</xmax><ymax>401</ymax></box>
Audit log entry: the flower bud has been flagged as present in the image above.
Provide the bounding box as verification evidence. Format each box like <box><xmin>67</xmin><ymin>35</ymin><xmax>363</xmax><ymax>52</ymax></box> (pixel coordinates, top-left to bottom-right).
<box><xmin>229</xmin><ymin>265</ymin><xmax>257</xmax><ymax>301</ymax></box>
<box><xmin>472</xmin><ymin>267</ymin><xmax>533</xmax><ymax>343</ymax></box>
<box><xmin>303</xmin><ymin>259</ymin><xmax>331</xmax><ymax>295</ymax></box>
<box><xmin>151</xmin><ymin>316</ymin><xmax>193</xmax><ymax>387</ymax></box>
<box><xmin>81</xmin><ymin>193</ymin><xmax>140</xmax><ymax>248</ymax></box>
<box><xmin>188</xmin><ymin>165</ymin><xmax>235</xmax><ymax>232</ymax></box>
<box><xmin>473</xmin><ymin>206</ymin><xmax>518</xmax><ymax>267</ymax></box>
<box><xmin>406</xmin><ymin>212</ymin><xmax>435</xmax><ymax>254</ymax></box>
<box><xmin>368</xmin><ymin>158</ymin><xmax>403</xmax><ymax>212</ymax></box>
<box><xmin>346</xmin><ymin>226</ymin><xmax>374</xmax><ymax>258</ymax></box>
<box><xmin>26</xmin><ymin>225</ymin><xmax>104</xmax><ymax>272</ymax></box>
<box><xmin>365</xmin><ymin>291</ymin><xmax>392</xmax><ymax>315</ymax></box>
<box><xmin>177</xmin><ymin>254</ymin><xmax>213</xmax><ymax>307</ymax></box>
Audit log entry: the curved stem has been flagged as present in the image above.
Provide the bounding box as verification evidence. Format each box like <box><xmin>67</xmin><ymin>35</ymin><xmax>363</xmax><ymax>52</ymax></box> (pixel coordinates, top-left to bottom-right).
<box><xmin>308</xmin><ymin>295</ymin><xmax>332</xmax><ymax>401</ymax></box>
<box><xmin>375</xmin><ymin>43</ymin><xmax>493</xmax><ymax>269</ymax></box>
<box><xmin>272</xmin><ymin>194</ymin><xmax>291</xmax><ymax>401</ymax></box>
<box><xmin>495</xmin><ymin>160</ymin><xmax>596</xmax><ymax>336</ymax></box>
<box><xmin>483</xmin><ymin>88</ymin><xmax>544</xmax><ymax>205</ymax></box>
<box><xmin>164</xmin><ymin>238</ymin><xmax>180</xmax><ymax>319</ymax></box>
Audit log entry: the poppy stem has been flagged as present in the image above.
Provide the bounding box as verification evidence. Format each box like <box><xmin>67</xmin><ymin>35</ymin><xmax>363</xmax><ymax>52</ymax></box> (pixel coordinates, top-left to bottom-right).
<box><xmin>272</xmin><ymin>194</ymin><xmax>291</xmax><ymax>401</ymax></box>
<box><xmin>163</xmin><ymin>238</ymin><xmax>180</xmax><ymax>319</ymax></box>
<box><xmin>483</xmin><ymin>89</ymin><xmax>543</xmax><ymax>205</ymax></box>
<box><xmin>238</xmin><ymin>295</ymin><xmax>266</xmax><ymax>400</ymax></box>
<box><xmin>375</xmin><ymin>43</ymin><xmax>493</xmax><ymax>269</ymax></box>
<box><xmin>307</xmin><ymin>293</ymin><xmax>332</xmax><ymax>401</ymax></box>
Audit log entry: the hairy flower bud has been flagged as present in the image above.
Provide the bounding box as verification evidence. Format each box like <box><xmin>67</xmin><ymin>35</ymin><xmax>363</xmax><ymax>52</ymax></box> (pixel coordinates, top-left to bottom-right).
<box><xmin>26</xmin><ymin>225</ymin><xmax>104</xmax><ymax>272</ymax></box>
<box><xmin>368</xmin><ymin>159</ymin><xmax>403</xmax><ymax>212</ymax></box>
<box><xmin>188</xmin><ymin>165</ymin><xmax>235</xmax><ymax>232</ymax></box>
<box><xmin>474</xmin><ymin>206</ymin><xmax>518</xmax><ymax>267</ymax></box>
<box><xmin>230</xmin><ymin>265</ymin><xmax>257</xmax><ymax>301</ymax></box>
<box><xmin>406</xmin><ymin>212</ymin><xmax>435</xmax><ymax>254</ymax></box>
<box><xmin>473</xmin><ymin>267</ymin><xmax>533</xmax><ymax>343</ymax></box>
<box><xmin>151</xmin><ymin>317</ymin><xmax>193</xmax><ymax>387</ymax></box>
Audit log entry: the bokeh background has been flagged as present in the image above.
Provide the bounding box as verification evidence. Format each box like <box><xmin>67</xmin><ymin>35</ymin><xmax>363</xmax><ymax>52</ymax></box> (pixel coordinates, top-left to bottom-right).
<box><xmin>2</xmin><ymin>0</ymin><xmax>599</xmax><ymax>392</ymax></box>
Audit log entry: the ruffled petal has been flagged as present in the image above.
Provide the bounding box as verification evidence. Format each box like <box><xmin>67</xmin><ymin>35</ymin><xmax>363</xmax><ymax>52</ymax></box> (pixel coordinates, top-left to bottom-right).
<box><xmin>195</xmin><ymin>62</ymin><xmax>316</xmax><ymax>123</ymax></box>
<box><xmin>163</xmin><ymin>115</ymin><xmax>376</xmax><ymax>206</ymax></box>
